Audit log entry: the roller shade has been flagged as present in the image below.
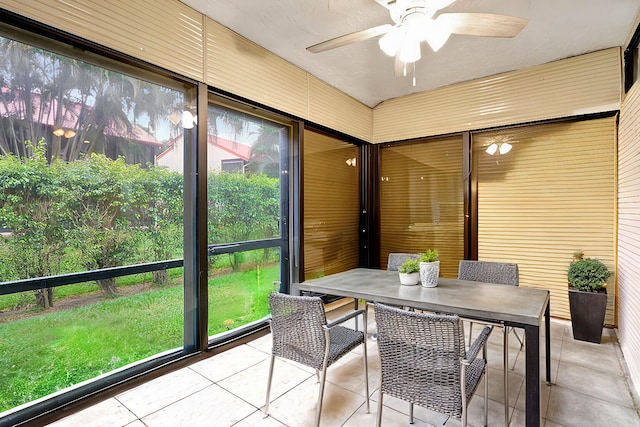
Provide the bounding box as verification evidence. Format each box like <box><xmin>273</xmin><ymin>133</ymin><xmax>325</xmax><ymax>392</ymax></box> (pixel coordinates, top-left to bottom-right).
<box><xmin>303</xmin><ymin>130</ymin><xmax>360</xmax><ymax>279</ymax></box>
<box><xmin>379</xmin><ymin>136</ymin><xmax>464</xmax><ymax>278</ymax></box>
<box><xmin>474</xmin><ymin>117</ymin><xmax>617</xmax><ymax>323</ymax></box>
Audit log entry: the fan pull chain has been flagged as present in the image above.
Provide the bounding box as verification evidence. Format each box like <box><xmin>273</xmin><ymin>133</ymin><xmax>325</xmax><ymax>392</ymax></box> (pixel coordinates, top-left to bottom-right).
<box><xmin>412</xmin><ymin>62</ymin><xmax>416</xmax><ymax>87</ymax></box>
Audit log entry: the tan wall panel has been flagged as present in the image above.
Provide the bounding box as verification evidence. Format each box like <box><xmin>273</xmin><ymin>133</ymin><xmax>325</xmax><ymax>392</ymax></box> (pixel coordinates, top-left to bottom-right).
<box><xmin>2</xmin><ymin>0</ymin><xmax>204</xmax><ymax>82</ymax></box>
<box><xmin>205</xmin><ymin>18</ymin><xmax>308</xmax><ymax>119</ymax></box>
<box><xmin>475</xmin><ymin>118</ymin><xmax>617</xmax><ymax>323</ymax></box>
<box><xmin>308</xmin><ymin>75</ymin><xmax>373</xmax><ymax>142</ymax></box>
<box><xmin>618</xmin><ymin>81</ymin><xmax>640</xmax><ymax>398</ymax></box>
<box><xmin>373</xmin><ymin>48</ymin><xmax>622</xmax><ymax>143</ymax></box>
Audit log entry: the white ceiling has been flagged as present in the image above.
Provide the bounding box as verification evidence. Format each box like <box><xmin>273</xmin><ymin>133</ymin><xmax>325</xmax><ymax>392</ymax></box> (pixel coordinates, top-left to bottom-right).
<box><xmin>181</xmin><ymin>0</ymin><xmax>640</xmax><ymax>108</ymax></box>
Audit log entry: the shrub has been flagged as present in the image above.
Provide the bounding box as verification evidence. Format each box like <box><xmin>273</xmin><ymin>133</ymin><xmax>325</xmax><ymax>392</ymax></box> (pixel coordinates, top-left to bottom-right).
<box><xmin>568</xmin><ymin>252</ymin><xmax>611</xmax><ymax>292</ymax></box>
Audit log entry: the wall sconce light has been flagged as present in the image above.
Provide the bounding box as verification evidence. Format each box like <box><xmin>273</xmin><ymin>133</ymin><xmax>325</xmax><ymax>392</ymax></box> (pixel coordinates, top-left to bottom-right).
<box><xmin>53</xmin><ymin>128</ymin><xmax>65</xmax><ymax>137</ymax></box>
<box><xmin>345</xmin><ymin>157</ymin><xmax>357</xmax><ymax>167</ymax></box>
<box><xmin>169</xmin><ymin>110</ymin><xmax>198</xmax><ymax>129</ymax></box>
<box><xmin>381</xmin><ymin>176</ymin><xmax>389</xmax><ymax>181</ymax></box>
<box><xmin>486</xmin><ymin>142</ymin><xmax>512</xmax><ymax>155</ymax></box>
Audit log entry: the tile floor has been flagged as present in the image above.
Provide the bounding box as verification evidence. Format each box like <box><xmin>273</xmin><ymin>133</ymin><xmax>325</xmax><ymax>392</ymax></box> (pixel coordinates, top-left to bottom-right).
<box><xmin>47</xmin><ymin>302</ymin><xmax>640</xmax><ymax>427</ymax></box>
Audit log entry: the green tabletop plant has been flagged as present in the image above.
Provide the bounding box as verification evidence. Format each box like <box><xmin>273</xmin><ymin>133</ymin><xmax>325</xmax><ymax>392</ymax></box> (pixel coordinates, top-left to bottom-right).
<box><xmin>419</xmin><ymin>248</ymin><xmax>439</xmax><ymax>263</ymax></box>
<box><xmin>418</xmin><ymin>248</ymin><xmax>439</xmax><ymax>287</ymax></box>
<box><xmin>398</xmin><ymin>258</ymin><xmax>420</xmax><ymax>274</ymax></box>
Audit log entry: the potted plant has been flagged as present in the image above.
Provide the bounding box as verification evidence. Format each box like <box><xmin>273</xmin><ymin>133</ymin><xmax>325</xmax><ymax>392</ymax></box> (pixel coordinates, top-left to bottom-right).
<box><xmin>419</xmin><ymin>249</ymin><xmax>440</xmax><ymax>288</ymax></box>
<box><xmin>398</xmin><ymin>258</ymin><xmax>420</xmax><ymax>286</ymax></box>
<box><xmin>567</xmin><ymin>250</ymin><xmax>612</xmax><ymax>343</ymax></box>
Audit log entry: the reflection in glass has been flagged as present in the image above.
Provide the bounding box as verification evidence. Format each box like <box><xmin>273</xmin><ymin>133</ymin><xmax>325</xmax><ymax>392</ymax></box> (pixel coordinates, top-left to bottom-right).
<box><xmin>202</xmin><ymin>104</ymin><xmax>286</xmax><ymax>246</ymax></box>
<box><xmin>379</xmin><ymin>137</ymin><xmax>464</xmax><ymax>278</ymax></box>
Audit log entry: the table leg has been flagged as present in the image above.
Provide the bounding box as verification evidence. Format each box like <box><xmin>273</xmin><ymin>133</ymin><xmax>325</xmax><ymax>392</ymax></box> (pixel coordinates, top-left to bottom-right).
<box><xmin>504</xmin><ymin>325</ymin><xmax>510</xmax><ymax>427</ymax></box>
<box><xmin>524</xmin><ymin>325</ymin><xmax>541</xmax><ymax>427</ymax></box>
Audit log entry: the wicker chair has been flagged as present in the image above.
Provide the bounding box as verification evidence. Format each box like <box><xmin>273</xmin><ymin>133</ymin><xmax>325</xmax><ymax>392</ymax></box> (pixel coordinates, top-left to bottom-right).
<box><xmin>265</xmin><ymin>293</ymin><xmax>370</xmax><ymax>427</ymax></box>
<box><xmin>374</xmin><ymin>303</ymin><xmax>491</xmax><ymax>427</ymax></box>
<box><xmin>386</xmin><ymin>252</ymin><xmax>421</xmax><ymax>271</ymax></box>
<box><xmin>457</xmin><ymin>260</ymin><xmax>523</xmax><ymax>351</ymax></box>
<box><xmin>370</xmin><ymin>252</ymin><xmax>422</xmax><ymax>340</ymax></box>
<box><xmin>457</xmin><ymin>259</ymin><xmax>521</xmax><ymax>426</ymax></box>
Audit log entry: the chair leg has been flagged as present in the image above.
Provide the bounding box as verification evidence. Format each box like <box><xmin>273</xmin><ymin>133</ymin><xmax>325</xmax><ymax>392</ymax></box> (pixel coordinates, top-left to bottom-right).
<box><xmin>468</xmin><ymin>321</ymin><xmax>474</xmax><ymax>348</ymax></box>
<box><xmin>483</xmin><ymin>339</ymin><xmax>489</xmax><ymax>427</ymax></box>
<box><xmin>363</xmin><ymin>311</ymin><xmax>370</xmax><ymax>413</ymax></box>
<box><xmin>316</xmin><ymin>366</ymin><xmax>328</xmax><ymax>427</ymax></box>
<box><xmin>409</xmin><ymin>403</ymin><xmax>414</xmax><ymax>424</ymax></box>
<box><xmin>511</xmin><ymin>327</ymin><xmax>524</xmax><ymax>350</ymax></box>
<box><xmin>503</xmin><ymin>325</ymin><xmax>509</xmax><ymax>427</ymax></box>
<box><xmin>264</xmin><ymin>354</ymin><xmax>276</xmax><ymax>417</ymax></box>
<box><xmin>510</xmin><ymin>328</ymin><xmax>525</xmax><ymax>371</ymax></box>
<box><xmin>461</xmin><ymin>362</ymin><xmax>468</xmax><ymax>427</ymax></box>
<box><xmin>376</xmin><ymin>391</ymin><xmax>384</xmax><ymax>427</ymax></box>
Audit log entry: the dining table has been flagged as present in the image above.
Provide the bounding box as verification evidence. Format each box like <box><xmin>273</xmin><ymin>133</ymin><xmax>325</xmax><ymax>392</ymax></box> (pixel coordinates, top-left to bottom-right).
<box><xmin>293</xmin><ymin>268</ymin><xmax>551</xmax><ymax>427</ymax></box>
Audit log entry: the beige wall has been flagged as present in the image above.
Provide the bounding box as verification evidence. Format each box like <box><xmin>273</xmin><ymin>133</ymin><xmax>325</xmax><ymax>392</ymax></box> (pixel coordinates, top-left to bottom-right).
<box><xmin>618</xmin><ymin>79</ymin><xmax>640</xmax><ymax>398</ymax></box>
<box><xmin>373</xmin><ymin>48</ymin><xmax>622</xmax><ymax>143</ymax></box>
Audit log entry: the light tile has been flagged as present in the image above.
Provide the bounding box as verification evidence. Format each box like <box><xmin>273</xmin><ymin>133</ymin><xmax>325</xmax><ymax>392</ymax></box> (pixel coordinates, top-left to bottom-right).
<box><xmin>546</xmin><ymin>385</ymin><xmax>640</xmax><ymax>427</ymax></box>
<box><xmin>190</xmin><ymin>343</ymin><xmax>269</xmax><ymax>382</ymax></box>
<box><xmin>45</xmin><ymin>319</ymin><xmax>640</xmax><ymax>427</ymax></box>
<box><xmin>47</xmin><ymin>398</ymin><xmax>137</xmax><ymax>427</ymax></box>
<box><xmin>218</xmin><ymin>357</ymin><xmax>313</xmax><ymax>408</ymax></box>
<box><xmin>140</xmin><ymin>384</ymin><xmax>255</xmax><ymax>427</ymax></box>
<box><xmin>558</xmin><ymin>339</ymin><xmax>622</xmax><ymax>375</ymax></box>
<box><xmin>232</xmin><ymin>409</ymin><xmax>288</xmax><ymax>427</ymax></box>
<box><xmin>116</xmin><ymin>367</ymin><xmax>211</xmax><ymax>418</ymax></box>
<box><xmin>267</xmin><ymin>376</ymin><xmax>366</xmax><ymax>427</ymax></box>
<box><xmin>554</xmin><ymin>361</ymin><xmax>634</xmax><ymax>407</ymax></box>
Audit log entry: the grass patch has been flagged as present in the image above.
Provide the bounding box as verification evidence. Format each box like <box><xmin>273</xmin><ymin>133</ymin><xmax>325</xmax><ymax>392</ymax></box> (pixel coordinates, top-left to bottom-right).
<box><xmin>0</xmin><ymin>264</ymin><xmax>277</xmax><ymax>412</ymax></box>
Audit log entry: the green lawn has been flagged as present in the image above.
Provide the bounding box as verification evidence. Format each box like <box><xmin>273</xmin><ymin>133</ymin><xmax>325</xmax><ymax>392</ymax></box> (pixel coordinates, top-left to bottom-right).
<box><xmin>0</xmin><ymin>264</ymin><xmax>278</xmax><ymax>412</ymax></box>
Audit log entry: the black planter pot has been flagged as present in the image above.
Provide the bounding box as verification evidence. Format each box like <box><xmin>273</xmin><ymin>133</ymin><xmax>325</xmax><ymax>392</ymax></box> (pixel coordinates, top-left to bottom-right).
<box><xmin>568</xmin><ymin>288</ymin><xmax>607</xmax><ymax>343</ymax></box>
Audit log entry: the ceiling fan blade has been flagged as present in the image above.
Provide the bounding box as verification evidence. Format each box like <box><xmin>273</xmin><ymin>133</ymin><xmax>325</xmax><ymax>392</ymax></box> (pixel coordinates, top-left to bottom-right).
<box><xmin>371</xmin><ymin>0</ymin><xmax>395</xmax><ymax>9</ymax></box>
<box><xmin>438</xmin><ymin>13</ymin><xmax>528</xmax><ymax>38</ymax></box>
<box><xmin>306</xmin><ymin>24</ymin><xmax>392</xmax><ymax>53</ymax></box>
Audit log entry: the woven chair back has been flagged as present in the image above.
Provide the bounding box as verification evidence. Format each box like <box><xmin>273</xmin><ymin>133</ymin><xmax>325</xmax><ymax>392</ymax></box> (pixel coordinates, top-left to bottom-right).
<box><xmin>387</xmin><ymin>253</ymin><xmax>421</xmax><ymax>271</ymax></box>
<box><xmin>457</xmin><ymin>260</ymin><xmax>519</xmax><ymax>286</ymax></box>
<box><xmin>374</xmin><ymin>303</ymin><xmax>466</xmax><ymax>418</ymax></box>
<box><xmin>268</xmin><ymin>293</ymin><xmax>327</xmax><ymax>370</ymax></box>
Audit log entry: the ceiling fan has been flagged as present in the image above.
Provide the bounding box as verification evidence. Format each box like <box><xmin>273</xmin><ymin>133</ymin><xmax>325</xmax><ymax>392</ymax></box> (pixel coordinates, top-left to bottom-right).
<box><xmin>307</xmin><ymin>0</ymin><xmax>528</xmax><ymax>76</ymax></box>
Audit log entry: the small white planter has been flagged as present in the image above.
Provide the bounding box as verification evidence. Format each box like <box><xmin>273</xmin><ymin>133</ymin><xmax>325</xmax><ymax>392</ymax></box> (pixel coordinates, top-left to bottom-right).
<box><xmin>398</xmin><ymin>272</ymin><xmax>420</xmax><ymax>286</ymax></box>
<box><xmin>420</xmin><ymin>261</ymin><xmax>440</xmax><ymax>287</ymax></box>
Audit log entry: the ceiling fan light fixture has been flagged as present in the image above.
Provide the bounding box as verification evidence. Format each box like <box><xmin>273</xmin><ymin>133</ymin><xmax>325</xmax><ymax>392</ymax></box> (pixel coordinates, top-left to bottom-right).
<box><xmin>379</xmin><ymin>26</ymin><xmax>401</xmax><ymax>56</ymax></box>
<box><xmin>423</xmin><ymin>18</ymin><xmax>451</xmax><ymax>52</ymax></box>
<box><xmin>398</xmin><ymin>40</ymin><xmax>421</xmax><ymax>63</ymax></box>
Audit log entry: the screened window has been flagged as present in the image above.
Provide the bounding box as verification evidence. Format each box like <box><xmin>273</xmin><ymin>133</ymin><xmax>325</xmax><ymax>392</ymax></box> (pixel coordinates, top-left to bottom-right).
<box><xmin>379</xmin><ymin>136</ymin><xmax>464</xmax><ymax>278</ymax></box>
<box><xmin>205</xmin><ymin>98</ymin><xmax>290</xmax><ymax>339</ymax></box>
<box><xmin>0</xmin><ymin>33</ymin><xmax>190</xmax><ymax>411</ymax></box>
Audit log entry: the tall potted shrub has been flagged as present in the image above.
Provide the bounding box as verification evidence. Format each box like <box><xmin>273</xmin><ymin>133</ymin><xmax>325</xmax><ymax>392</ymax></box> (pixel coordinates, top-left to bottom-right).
<box><xmin>567</xmin><ymin>251</ymin><xmax>612</xmax><ymax>343</ymax></box>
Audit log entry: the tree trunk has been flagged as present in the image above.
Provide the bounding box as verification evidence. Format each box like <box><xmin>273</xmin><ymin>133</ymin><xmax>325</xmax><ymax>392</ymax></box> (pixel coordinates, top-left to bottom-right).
<box><xmin>97</xmin><ymin>278</ymin><xmax>118</xmax><ymax>296</ymax></box>
<box><xmin>153</xmin><ymin>269</ymin><xmax>169</xmax><ymax>286</ymax></box>
<box><xmin>34</xmin><ymin>288</ymin><xmax>54</xmax><ymax>309</ymax></box>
